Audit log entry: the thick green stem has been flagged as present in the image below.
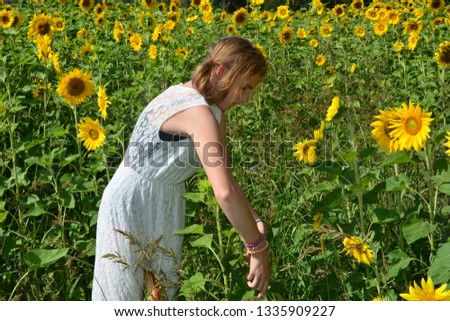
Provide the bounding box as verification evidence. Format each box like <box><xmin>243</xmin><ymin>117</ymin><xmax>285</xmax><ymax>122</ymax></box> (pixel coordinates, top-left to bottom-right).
<box><xmin>424</xmin><ymin>144</ymin><xmax>435</xmax><ymax>253</ymax></box>
<box><xmin>214</xmin><ymin>205</ymin><xmax>229</xmax><ymax>296</ymax></box>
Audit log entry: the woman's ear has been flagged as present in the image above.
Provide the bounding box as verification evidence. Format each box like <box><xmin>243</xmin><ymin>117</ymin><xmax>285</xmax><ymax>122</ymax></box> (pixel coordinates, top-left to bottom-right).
<box><xmin>215</xmin><ymin>64</ymin><xmax>227</xmax><ymax>80</ymax></box>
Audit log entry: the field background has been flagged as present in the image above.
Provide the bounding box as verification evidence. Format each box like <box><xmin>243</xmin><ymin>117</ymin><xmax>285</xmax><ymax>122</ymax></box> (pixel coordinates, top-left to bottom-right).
<box><xmin>1</xmin><ymin>0</ymin><xmax>450</xmax><ymax>301</ymax></box>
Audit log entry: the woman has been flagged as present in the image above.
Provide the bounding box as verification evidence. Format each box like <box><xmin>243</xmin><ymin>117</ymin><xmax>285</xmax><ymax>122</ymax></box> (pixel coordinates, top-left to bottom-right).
<box><xmin>92</xmin><ymin>36</ymin><xmax>269</xmax><ymax>301</ymax></box>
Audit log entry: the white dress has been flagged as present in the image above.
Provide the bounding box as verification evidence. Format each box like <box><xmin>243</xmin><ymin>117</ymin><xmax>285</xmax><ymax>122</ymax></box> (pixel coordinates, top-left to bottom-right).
<box><xmin>92</xmin><ymin>84</ymin><xmax>222</xmax><ymax>301</ymax></box>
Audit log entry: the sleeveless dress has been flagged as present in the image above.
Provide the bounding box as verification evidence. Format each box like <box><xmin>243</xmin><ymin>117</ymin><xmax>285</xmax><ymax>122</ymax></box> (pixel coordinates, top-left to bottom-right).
<box><xmin>92</xmin><ymin>84</ymin><xmax>222</xmax><ymax>301</ymax></box>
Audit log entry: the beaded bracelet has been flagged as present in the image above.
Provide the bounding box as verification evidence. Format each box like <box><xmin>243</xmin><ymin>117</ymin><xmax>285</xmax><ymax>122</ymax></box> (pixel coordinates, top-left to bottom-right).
<box><xmin>244</xmin><ymin>233</ymin><xmax>265</xmax><ymax>250</ymax></box>
<box><xmin>247</xmin><ymin>240</ymin><xmax>269</xmax><ymax>255</ymax></box>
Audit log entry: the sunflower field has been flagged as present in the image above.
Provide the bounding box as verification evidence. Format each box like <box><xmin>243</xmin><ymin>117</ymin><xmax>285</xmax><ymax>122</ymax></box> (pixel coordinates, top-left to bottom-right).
<box><xmin>1</xmin><ymin>0</ymin><xmax>450</xmax><ymax>301</ymax></box>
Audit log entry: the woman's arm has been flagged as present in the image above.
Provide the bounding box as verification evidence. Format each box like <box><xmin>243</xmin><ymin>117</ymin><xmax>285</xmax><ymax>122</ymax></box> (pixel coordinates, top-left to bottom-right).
<box><xmin>162</xmin><ymin>105</ymin><xmax>269</xmax><ymax>297</ymax></box>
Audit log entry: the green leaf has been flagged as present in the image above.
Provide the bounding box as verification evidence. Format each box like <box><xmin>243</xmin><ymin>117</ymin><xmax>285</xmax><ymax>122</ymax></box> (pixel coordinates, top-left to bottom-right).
<box><xmin>311</xmin><ymin>188</ymin><xmax>342</xmax><ymax>212</ymax></box>
<box><xmin>372</xmin><ymin>208</ymin><xmax>402</xmax><ymax>224</ymax></box>
<box><xmin>402</xmin><ymin>216</ymin><xmax>436</xmax><ymax>245</ymax></box>
<box><xmin>58</xmin><ymin>191</ymin><xmax>75</xmax><ymax>209</ymax></box>
<box><xmin>385</xmin><ymin>174</ymin><xmax>410</xmax><ymax>192</ymax></box>
<box><xmin>24</xmin><ymin>205</ymin><xmax>46</xmax><ymax>218</ymax></box>
<box><xmin>48</xmin><ymin>125</ymin><xmax>69</xmax><ymax>138</ymax></box>
<box><xmin>381</xmin><ymin>151</ymin><xmax>411</xmax><ymax>166</ymax></box>
<box><xmin>174</xmin><ymin>224</ymin><xmax>204</xmax><ymax>235</ymax></box>
<box><xmin>23</xmin><ymin>248</ymin><xmax>69</xmax><ymax>269</ymax></box>
<box><xmin>438</xmin><ymin>183</ymin><xmax>450</xmax><ymax>195</ymax></box>
<box><xmin>182</xmin><ymin>192</ymin><xmax>205</xmax><ymax>203</ymax></box>
<box><xmin>190</xmin><ymin>234</ymin><xmax>213</xmax><ymax>250</ymax></box>
<box><xmin>387</xmin><ymin>249</ymin><xmax>413</xmax><ymax>280</ymax></box>
<box><xmin>180</xmin><ymin>272</ymin><xmax>206</xmax><ymax>298</ymax></box>
<box><xmin>428</xmin><ymin>241</ymin><xmax>450</xmax><ymax>284</ymax></box>
<box><xmin>0</xmin><ymin>211</ymin><xmax>7</xmax><ymax>223</ymax></box>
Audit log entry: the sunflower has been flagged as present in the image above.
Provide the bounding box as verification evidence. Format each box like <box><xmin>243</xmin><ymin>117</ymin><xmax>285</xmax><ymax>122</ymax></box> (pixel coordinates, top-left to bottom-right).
<box><xmin>251</xmin><ymin>0</ymin><xmax>264</xmax><ymax>5</ymax></box>
<box><xmin>371</xmin><ymin>108</ymin><xmax>400</xmax><ymax>152</ymax></box>
<box><xmin>0</xmin><ymin>9</ymin><xmax>14</xmax><ymax>29</ymax></box>
<box><xmin>354</xmin><ymin>26</ymin><xmax>365</xmax><ymax>37</ymax></box>
<box><xmin>232</xmin><ymin>7</ymin><xmax>248</xmax><ymax>27</ymax></box>
<box><xmin>427</xmin><ymin>0</ymin><xmax>445</xmax><ymax>12</ymax></box>
<box><xmin>407</xmin><ymin>32</ymin><xmax>419</xmax><ymax>51</ymax></box>
<box><xmin>50</xmin><ymin>52</ymin><xmax>62</xmax><ymax>75</ymax></box>
<box><xmin>315</xmin><ymin>54</ymin><xmax>326</xmax><ymax>66</ymax></box>
<box><xmin>394</xmin><ymin>41</ymin><xmax>404</xmax><ymax>52</ymax></box>
<box><xmin>97</xmin><ymin>86</ymin><xmax>110</xmax><ymax>120</ymax></box>
<box><xmin>226</xmin><ymin>24</ymin><xmax>237</xmax><ymax>35</ymax></box>
<box><xmin>349</xmin><ymin>63</ymin><xmax>357</xmax><ymax>73</ymax></box>
<box><xmin>325</xmin><ymin>96</ymin><xmax>340</xmax><ymax>122</ymax></box>
<box><xmin>129</xmin><ymin>33</ymin><xmax>143</xmax><ymax>52</ymax></box>
<box><xmin>400</xmin><ymin>277</ymin><xmax>450</xmax><ymax>301</ymax></box>
<box><xmin>365</xmin><ymin>7</ymin><xmax>379</xmax><ymax>20</ymax></box>
<box><xmin>334</xmin><ymin>4</ymin><xmax>346</xmax><ymax>17</ymax></box>
<box><xmin>351</xmin><ymin>0</ymin><xmax>364</xmax><ymax>11</ymax></box>
<box><xmin>293</xmin><ymin>139</ymin><xmax>317</xmax><ymax>165</ymax></box>
<box><xmin>403</xmin><ymin>18</ymin><xmax>423</xmax><ymax>34</ymax></box>
<box><xmin>342</xmin><ymin>236</ymin><xmax>374</xmax><ymax>265</ymax></box>
<box><xmin>190</xmin><ymin>0</ymin><xmax>201</xmax><ymax>7</ymax></box>
<box><xmin>314</xmin><ymin>121</ymin><xmax>325</xmax><ymax>142</ymax></box>
<box><xmin>444</xmin><ymin>131</ymin><xmax>450</xmax><ymax>157</ymax></box>
<box><xmin>386</xmin><ymin>10</ymin><xmax>401</xmax><ymax>25</ymax></box>
<box><xmin>276</xmin><ymin>5</ymin><xmax>289</xmax><ymax>19</ymax></box>
<box><xmin>373</xmin><ymin>20</ymin><xmax>388</xmax><ymax>36</ymax></box>
<box><xmin>310</xmin><ymin>38</ymin><xmax>319</xmax><ymax>47</ymax></box>
<box><xmin>389</xmin><ymin>101</ymin><xmax>433</xmax><ymax>151</ymax></box>
<box><xmin>175</xmin><ymin>47</ymin><xmax>188</xmax><ymax>59</ymax></box>
<box><xmin>254</xmin><ymin>43</ymin><xmax>266</xmax><ymax>58</ymax></box>
<box><xmin>53</xmin><ymin>17</ymin><xmax>65</xmax><ymax>31</ymax></box>
<box><xmin>199</xmin><ymin>1</ymin><xmax>212</xmax><ymax>15</ymax></box>
<box><xmin>79</xmin><ymin>0</ymin><xmax>95</xmax><ymax>11</ymax></box>
<box><xmin>148</xmin><ymin>44</ymin><xmax>158</xmax><ymax>59</ymax></box>
<box><xmin>435</xmin><ymin>41</ymin><xmax>450</xmax><ymax>68</ymax></box>
<box><xmin>94</xmin><ymin>3</ymin><xmax>103</xmax><ymax>15</ymax></box>
<box><xmin>296</xmin><ymin>28</ymin><xmax>307</xmax><ymax>39</ymax></box>
<box><xmin>28</xmin><ymin>13</ymin><xmax>54</xmax><ymax>39</ymax></box>
<box><xmin>319</xmin><ymin>24</ymin><xmax>333</xmax><ymax>38</ymax></box>
<box><xmin>36</xmin><ymin>35</ymin><xmax>53</xmax><ymax>61</ymax></box>
<box><xmin>11</xmin><ymin>10</ymin><xmax>23</xmax><ymax>29</ymax></box>
<box><xmin>113</xmin><ymin>20</ymin><xmax>124</xmax><ymax>42</ymax></box>
<box><xmin>279</xmin><ymin>26</ymin><xmax>293</xmax><ymax>44</ymax></box>
<box><xmin>80</xmin><ymin>43</ymin><xmax>94</xmax><ymax>56</ymax></box>
<box><xmin>78</xmin><ymin>117</ymin><xmax>106</xmax><ymax>151</ymax></box>
<box><xmin>57</xmin><ymin>68</ymin><xmax>95</xmax><ymax>106</ymax></box>
<box><xmin>142</xmin><ymin>0</ymin><xmax>156</xmax><ymax>8</ymax></box>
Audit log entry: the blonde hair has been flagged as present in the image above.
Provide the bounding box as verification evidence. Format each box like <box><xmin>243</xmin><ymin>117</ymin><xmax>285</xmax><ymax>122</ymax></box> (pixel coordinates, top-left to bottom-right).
<box><xmin>191</xmin><ymin>36</ymin><xmax>267</xmax><ymax>104</ymax></box>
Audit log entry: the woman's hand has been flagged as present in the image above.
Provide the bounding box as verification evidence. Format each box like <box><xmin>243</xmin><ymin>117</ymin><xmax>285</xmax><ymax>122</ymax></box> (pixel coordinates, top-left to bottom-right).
<box><xmin>247</xmin><ymin>248</ymin><xmax>270</xmax><ymax>298</ymax></box>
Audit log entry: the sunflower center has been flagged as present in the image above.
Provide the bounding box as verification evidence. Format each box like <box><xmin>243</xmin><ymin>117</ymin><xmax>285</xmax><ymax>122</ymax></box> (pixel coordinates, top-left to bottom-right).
<box><xmin>67</xmin><ymin>78</ymin><xmax>86</xmax><ymax>96</ymax></box>
<box><xmin>409</xmin><ymin>22</ymin><xmax>419</xmax><ymax>31</ymax></box>
<box><xmin>431</xmin><ymin>0</ymin><xmax>441</xmax><ymax>9</ymax></box>
<box><xmin>81</xmin><ymin>0</ymin><xmax>91</xmax><ymax>8</ymax></box>
<box><xmin>37</xmin><ymin>22</ymin><xmax>50</xmax><ymax>35</ymax></box>
<box><xmin>405</xmin><ymin>117</ymin><xmax>422</xmax><ymax>135</ymax></box>
<box><xmin>89</xmin><ymin>129</ymin><xmax>99</xmax><ymax>140</ymax></box>
<box><xmin>440</xmin><ymin>46</ymin><xmax>450</xmax><ymax>63</ymax></box>
<box><xmin>2</xmin><ymin>16</ymin><xmax>10</xmax><ymax>24</ymax></box>
<box><xmin>283</xmin><ymin>31</ymin><xmax>291</xmax><ymax>40</ymax></box>
<box><xmin>235</xmin><ymin>13</ymin><xmax>246</xmax><ymax>24</ymax></box>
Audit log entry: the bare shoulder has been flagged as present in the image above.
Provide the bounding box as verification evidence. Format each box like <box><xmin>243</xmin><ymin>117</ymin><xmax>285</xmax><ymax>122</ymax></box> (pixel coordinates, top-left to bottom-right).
<box><xmin>160</xmin><ymin>105</ymin><xmax>218</xmax><ymax>137</ymax></box>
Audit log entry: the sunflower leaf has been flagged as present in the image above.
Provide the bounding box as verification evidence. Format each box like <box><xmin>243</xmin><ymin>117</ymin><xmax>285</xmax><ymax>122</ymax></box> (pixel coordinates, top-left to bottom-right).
<box><xmin>385</xmin><ymin>173</ymin><xmax>410</xmax><ymax>191</ymax></box>
<box><xmin>428</xmin><ymin>240</ymin><xmax>450</xmax><ymax>284</ymax></box>
<box><xmin>381</xmin><ymin>151</ymin><xmax>411</xmax><ymax>166</ymax></box>
<box><xmin>402</xmin><ymin>216</ymin><xmax>436</xmax><ymax>245</ymax></box>
<box><xmin>387</xmin><ymin>249</ymin><xmax>412</xmax><ymax>280</ymax></box>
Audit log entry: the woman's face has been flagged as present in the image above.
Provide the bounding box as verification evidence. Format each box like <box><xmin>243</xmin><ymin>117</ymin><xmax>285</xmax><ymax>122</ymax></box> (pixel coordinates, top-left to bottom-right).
<box><xmin>216</xmin><ymin>72</ymin><xmax>262</xmax><ymax>111</ymax></box>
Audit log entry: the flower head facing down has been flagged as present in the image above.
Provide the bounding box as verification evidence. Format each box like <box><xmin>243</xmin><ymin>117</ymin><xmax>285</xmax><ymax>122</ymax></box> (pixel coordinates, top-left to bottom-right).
<box><xmin>97</xmin><ymin>85</ymin><xmax>110</xmax><ymax>120</ymax></box>
<box><xmin>78</xmin><ymin>117</ymin><xmax>106</xmax><ymax>151</ymax></box>
<box><xmin>325</xmin><ymin>96</ymin><xmax>340</xmax><ymax>122</ymax></box>
<box><xmin>57</xmin><ymin>68</ymin><xmax>95</xmax><ymax>106</ymax></box>
<box><xmin>371</xmin><ymin>108</ymin><xmax>400</xmax><ymax>153</ymax></box>
<box><xmin>342</xmin><ymin>236</ymin><xmax>374</xmax><ymax>265</ymax></box>
<box><xmin>400</xmin><ymin>277</ymin><xmax>450</xmax><ymax>301</ymax></box>
<box><xmin>444</xmin><ymin>131</ymin><xmax>450</xmax><ymax>157</ymax></box>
